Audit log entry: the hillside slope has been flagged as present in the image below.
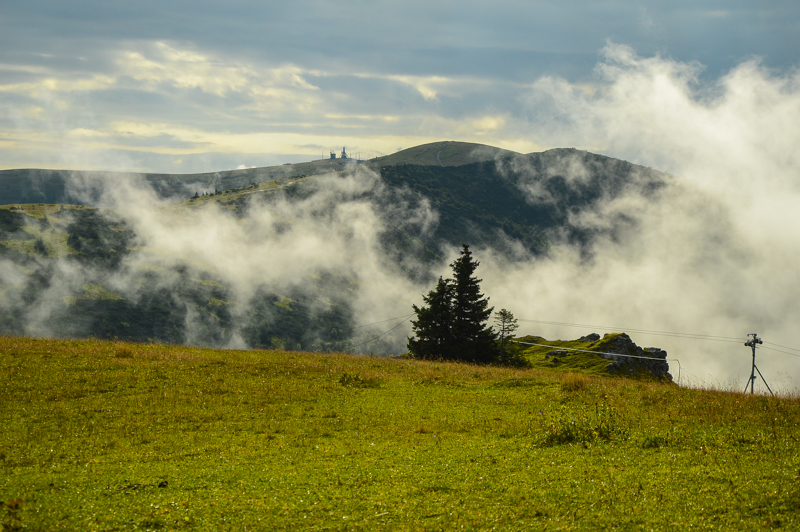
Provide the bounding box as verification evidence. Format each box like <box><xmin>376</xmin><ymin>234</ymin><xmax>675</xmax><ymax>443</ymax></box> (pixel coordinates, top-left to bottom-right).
<box><xmin>1</xmin><ymin>336</ymin><xmax>797</xmax><ymax>530</ymax></box>
<box><xmin>0</xmin><ymin>159</ymin><xmax>355</xmax><ymax>205</ymax></box>
<box><xmin>369</xmin><ymin>140</ymin><xmax>518</xmax><ymax>168</ymax></box>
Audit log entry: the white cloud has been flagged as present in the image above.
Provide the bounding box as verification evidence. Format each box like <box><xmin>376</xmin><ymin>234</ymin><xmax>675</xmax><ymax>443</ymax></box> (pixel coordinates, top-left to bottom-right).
<box><xmin>0</xmin><ymin>41</ymin><xmax>543</xmax><ymax>170</ymax></box>
<box><xmin>502</xmin><ymin>43</ymin><xmax>800</xmax><ymax>389</ymax></box>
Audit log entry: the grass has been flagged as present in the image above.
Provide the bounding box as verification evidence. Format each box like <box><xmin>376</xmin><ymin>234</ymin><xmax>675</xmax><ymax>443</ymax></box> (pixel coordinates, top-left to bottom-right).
<box><xmin>0</xmin><ymin>204</ymin><xmax>90</xmax><ymax>219</ymax></box>
<box><xmin>1</xmin><ymin>336</ymin><xmax>799</xmax><ymax>531</ymax></box>
<box><xmin>517</xmin><ymin>334</ymin><xmax>660</xmax><ymax>378</ymax></box>
<box><xmin>173</xmin><ymin>175</ymin><xmax>311</xmax><ymax>212</ymax></box>
<box><xmin>518</xmin><ymin>336</ymin><xmax>614</xmax><ymax>377</ymax></box>
<box><xmin>0</xmin><ymin>204</ymin><xmax>85</xmax><ymax>258</ymax></box>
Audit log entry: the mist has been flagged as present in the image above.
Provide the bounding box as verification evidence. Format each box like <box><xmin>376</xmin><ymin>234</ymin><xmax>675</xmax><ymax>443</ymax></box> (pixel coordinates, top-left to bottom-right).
<box><xmin>480</xmin><ymin>43</ymin><xmax>800</xmax><ymax>391</ymax></box>
<box><xmin>54</xmin><ymin>165</ymin><xmax>437</xmax><ymax>351</ymax></box>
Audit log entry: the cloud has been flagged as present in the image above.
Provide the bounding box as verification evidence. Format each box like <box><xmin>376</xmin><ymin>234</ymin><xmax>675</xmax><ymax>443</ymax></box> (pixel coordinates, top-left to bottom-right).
<box><xmin>483</xmin><ymin>43</ymin><xmax>800</xmax><ymax>390</ymax></box>
<box><xmin>369</xmin><ymin>74</ymin><xmax>454</xmax><ymax>101</ymax></box>
<box><xmin>0</xmin><ymin>40</ymin><xmax>545</xmax><ymax>171</ymax></box>
<box><xmin>4</xmin><ymin>0</ymin><xmax>799</xmax><ymax>174</ymax></box>
<box><xmin>41</xmin><ymin>164</ymin><xmax>431</xmax><ymax>351</ymax></box>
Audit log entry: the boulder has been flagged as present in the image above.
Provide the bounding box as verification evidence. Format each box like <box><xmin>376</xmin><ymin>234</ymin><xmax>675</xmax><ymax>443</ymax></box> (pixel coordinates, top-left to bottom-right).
<box><xmin>598</xmin><ymin>333</ymin><xmax>672</xmax><ymax>381</ymax></box>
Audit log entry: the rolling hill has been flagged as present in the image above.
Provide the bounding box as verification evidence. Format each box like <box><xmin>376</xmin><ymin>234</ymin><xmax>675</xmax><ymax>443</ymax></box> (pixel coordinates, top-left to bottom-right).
<box><xmin>368</xmin><ymin>140</ymin><xmax>518</xmax><ymax>168</ymax></box>
<box><xmin>0</xmin><ymin>158</ymin><xmax>353</xmax><ymax>205</ymax></box>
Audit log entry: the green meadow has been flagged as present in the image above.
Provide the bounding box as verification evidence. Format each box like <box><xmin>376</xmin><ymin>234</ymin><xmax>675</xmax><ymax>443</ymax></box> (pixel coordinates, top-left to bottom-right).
<box><xmin>1</xmin><ymin>336</ymin><xmax>798</xmax><ymax>531</ymax></box>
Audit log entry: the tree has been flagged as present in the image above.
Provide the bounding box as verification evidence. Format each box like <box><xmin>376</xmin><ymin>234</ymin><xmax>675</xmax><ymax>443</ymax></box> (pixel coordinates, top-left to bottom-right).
<box><xmin>450</xmin><ymin>244</ymin><xmax>497</xmax><ymax>362</ymax></box>
<box><xmin>493</xmin><ymin>308</ymin><xmax>519</xmax><ymax>356</ymax></box>
<box><xmin>408</xmin><ymin>277</ymin><xmax>454</xmax><ymax>359</ymax></box>
<box><xmin>408</xmin><ymin>244</ymin><xmax>497</xmax><ymax>362</ymax></box>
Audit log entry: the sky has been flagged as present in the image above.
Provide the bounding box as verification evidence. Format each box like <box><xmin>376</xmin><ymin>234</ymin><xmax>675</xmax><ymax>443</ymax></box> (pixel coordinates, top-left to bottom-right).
<box><xmin>1</xmin><ymin>1</ymin><xmax>799</xmax><ymax>173</ymax></box>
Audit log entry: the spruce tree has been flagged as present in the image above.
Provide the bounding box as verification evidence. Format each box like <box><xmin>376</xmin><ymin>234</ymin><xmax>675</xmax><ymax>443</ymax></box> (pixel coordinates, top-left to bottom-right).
<box><xmin>450</xmin><ymin>244</ymin><xmax>497</xmax><ymax>362</ymax></box>
<box><xmin>408</xmin><ymin>277</ymin><xmax>453</xmax><ymax>359</ymax></box>
<box><xmin>493</xmin><ymin>308</ymin><xmax>519</xmax><ymax>357</ymax></box>
<box><xmin>408</xmin><ymin>244</ymin><xmax>497</xmax><ymax>363</ymax></box>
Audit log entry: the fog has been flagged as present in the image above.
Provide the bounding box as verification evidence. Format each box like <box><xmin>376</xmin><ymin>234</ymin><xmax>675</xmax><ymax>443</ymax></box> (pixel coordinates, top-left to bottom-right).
<box><xmin>482</xmin><ymin>43</ymin><xmax>800</xmax><ymax>391</ymax></box>
<box><xmin>55</xmin><ymin>164</ymin><xmax>433</xmax><ymax>351</ymax></box>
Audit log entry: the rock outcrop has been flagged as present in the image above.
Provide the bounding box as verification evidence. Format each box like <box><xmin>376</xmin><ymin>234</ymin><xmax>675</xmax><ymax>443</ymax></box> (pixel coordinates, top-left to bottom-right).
<box><xmin>596</xmin><ymin>333</ymin><xmax>672</xmax><ymax>381</ymax></box>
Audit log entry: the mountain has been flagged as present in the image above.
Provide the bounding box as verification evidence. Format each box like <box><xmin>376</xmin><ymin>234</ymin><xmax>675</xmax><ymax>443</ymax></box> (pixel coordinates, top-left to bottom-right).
<box><xmin>0</xmin><ymin>142</ymin><xmax>673</xmax><ymax>354</ymax></box>
<box><xmin>0</xmin><ymin>159</ymin><xmax>353</xmax><ymax>205</ymax></box>
<box><xmin>0</xmin><ymin>141</ymin><xmax>521</xmax><ymax>206</ymax></box>
<box><xmin>369</xmin><ymin>140</ymin><xmax>518</xmax><ymax>168</ymax></box>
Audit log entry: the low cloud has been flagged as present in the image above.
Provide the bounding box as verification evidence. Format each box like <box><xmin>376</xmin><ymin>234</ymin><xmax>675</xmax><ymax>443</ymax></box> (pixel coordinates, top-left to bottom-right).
<box><xmin>41</xmin><ymin>164</ymin><xmax>431</xmax><ymax>352</ymax></box>
<box><xmin>486</xmin><ymin>43</ymin><xmax>800</xmax><ymax>390</ymax></box>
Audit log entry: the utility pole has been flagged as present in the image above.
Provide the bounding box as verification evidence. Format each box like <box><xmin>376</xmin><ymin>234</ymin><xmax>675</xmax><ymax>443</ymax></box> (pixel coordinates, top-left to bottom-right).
<box><xmin>744</xmin><ymin>333</ymin><xmax>773</xmax><ymax>395</ymax></box>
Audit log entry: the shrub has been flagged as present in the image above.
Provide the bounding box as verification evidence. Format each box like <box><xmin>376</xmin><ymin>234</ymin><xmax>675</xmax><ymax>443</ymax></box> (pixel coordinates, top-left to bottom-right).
<box><xmin>561</xmin><ymin>373</ymin><xmax>590</xmax><ymax>392</ymax></box>
<box><xmin>542</xmin><ymin>401</ymin><xmax>628</xmax><ymax>446</ymax></box>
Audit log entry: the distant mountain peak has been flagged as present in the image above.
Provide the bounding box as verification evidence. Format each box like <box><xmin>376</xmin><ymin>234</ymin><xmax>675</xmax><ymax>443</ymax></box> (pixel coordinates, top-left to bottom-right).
<box><xmin>370</xmin><ymin>141</ymin><xmax>520</xmax><ymax>168</ymax></box>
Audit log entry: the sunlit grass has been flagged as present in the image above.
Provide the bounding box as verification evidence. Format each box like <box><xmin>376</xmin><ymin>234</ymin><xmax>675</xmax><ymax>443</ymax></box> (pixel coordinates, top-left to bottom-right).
<box><xmin>1</xmin><ymin>335</ymin><xmax>798</xmax><ymax>530</ymax></box>
<box><xmin>0</xmin><ymin>203</ymin><xmax>89</xmax><ymax>219</ymax></box>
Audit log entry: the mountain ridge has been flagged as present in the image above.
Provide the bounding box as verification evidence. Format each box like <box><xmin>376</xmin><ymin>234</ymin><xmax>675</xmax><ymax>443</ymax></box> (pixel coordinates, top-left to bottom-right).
<box><xmin>0</xmin><ymin>141</ymin><xmax>628</xmax><ymax>206</ymax></box>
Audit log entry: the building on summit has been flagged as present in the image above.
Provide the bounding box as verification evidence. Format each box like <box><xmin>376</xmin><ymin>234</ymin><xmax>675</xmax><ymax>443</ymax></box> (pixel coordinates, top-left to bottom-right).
<box><xmin>330</xmin><ymin>147</ymin><xmax>348</xmax><ymax>160</ymax></box>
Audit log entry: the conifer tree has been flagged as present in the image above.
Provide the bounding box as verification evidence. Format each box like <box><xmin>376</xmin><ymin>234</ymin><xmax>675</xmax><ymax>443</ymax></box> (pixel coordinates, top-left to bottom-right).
<box><xmin>408</xmin><ymin>244</ymin><xmax>497</xmax><ymax>362</ymax></box>
<box><xmin>408</xmin><ymin>277</ymin><xmax>453</xmax><ymax>359</ymax></box>
<box><xmin>493</xmin><ymin>308</ymin><xmax>519</xmax><ymax>356</ymax></box>
<box><xmin>450</xmin><ymin>244</ymin><xmax>497</xmax><ymax>362</ymax></box>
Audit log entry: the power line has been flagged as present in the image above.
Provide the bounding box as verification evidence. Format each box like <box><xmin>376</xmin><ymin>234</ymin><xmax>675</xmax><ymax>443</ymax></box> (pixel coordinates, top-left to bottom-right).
<box><xmin>760</xmin><ymin>345</ymin><xmax>800</xmax><ymax>359</ymax></box>
<box><xmin>518</xmin><ymin>318</ymin><xmax>742</xmax><ymax>342</ymax></box>
<box><xmin>354</xmin><ymin>313</ymin><xmax>415</xmax><ymax>329</ymax></box>
<box><xmin>763</xmin><ymin>341</ymin><xmax>800</xmax><ymax>354</ymax></box>
<box><xmin>516</xmin><ymin>318</ymin><xmax>742</xmax><ymax>343</ymax></box>
<box><xmin>520</xmin><ymin>318</ymin><xmax>800</xmax><ymax>363</ymax></box>
<box><xmin>350</xmin><ymin>312</ymin><xmax>800</xmax><ymax>368</ymax></box>
<box><xmin>351</xmin><ymin>316</ymin><xmax>413</xmax><ymax>349</ymax></box>
<box><xmin>512</xmin><ymin>340</ymin><xmax>671</xmax><ymax>362</ymax></box>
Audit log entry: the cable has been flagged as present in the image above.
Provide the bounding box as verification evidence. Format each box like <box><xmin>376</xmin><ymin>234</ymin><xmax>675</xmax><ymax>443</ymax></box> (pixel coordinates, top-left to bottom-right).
<box><xmin>512</xmin><ymin>340</ymin><xmax>682</xmax><ymax>384</ymax></box>
<box><xmin>512</xmin><ymin>340</ymin><xmax>668</xmax><ymax>361</ymax></box>
<box><xmin>351</xmin><ymin>316</ymin><xmax>413</xmax><ymax>349</ymax></box>
<box><xmin>354</xmin><ymin>313</ymin><xmax>415</xmax><ymax>329</ymax></box>
<box><xmin>763</xmin><ymin>341</ymin><xmax>800</xmax><ymax>353</ymax></box>
<box><xmin>760</xmin><ymin>345</ymin><xmax>800</xmax><ymax>359</ymax></box>
<box><xmin>517</xmin><ymin>318</ymin><xmax>742</xmax><ymax>341</ymax></box>
<box><xmin>516</xmin><ymin>318</ymin><xmax>743</xmax><ymax>343</ymax></box>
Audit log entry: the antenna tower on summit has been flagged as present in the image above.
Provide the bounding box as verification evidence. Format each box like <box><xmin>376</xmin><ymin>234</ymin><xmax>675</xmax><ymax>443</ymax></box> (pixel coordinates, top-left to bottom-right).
<box><xmin>744</xmin><ymin>333</ymin><xmax>773</xmax><ymax>395</ymax></box>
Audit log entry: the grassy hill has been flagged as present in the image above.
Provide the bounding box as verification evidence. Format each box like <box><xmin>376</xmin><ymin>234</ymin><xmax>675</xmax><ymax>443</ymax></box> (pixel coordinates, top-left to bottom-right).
<box><xmin>0</xmin><ymin>159</ymin><xmax>355</xmax><ymax>206</ymax></box>
<box><xmin>368</xmin><ymin>140</ymin><xmax>518</xmax><ymax>168</ymax></box>
<box><xmin>1</xmin><ymin>335</ymin><xmax>798</xmax><ymax>530</ymax></box>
